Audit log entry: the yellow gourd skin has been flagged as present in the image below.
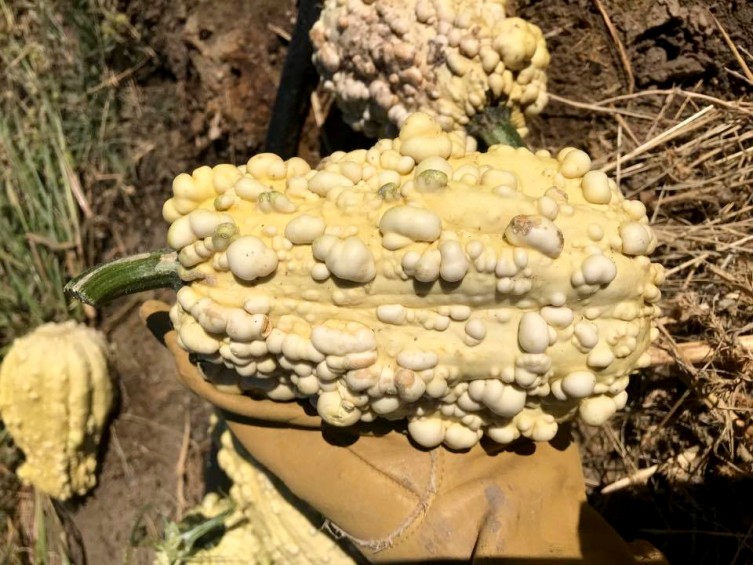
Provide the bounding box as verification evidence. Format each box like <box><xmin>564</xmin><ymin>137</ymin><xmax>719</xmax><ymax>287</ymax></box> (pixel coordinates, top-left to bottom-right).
<box><xmin>162</xmin><ymin>113</ymin><xmax>663</xmax><ymax>450</ymax></box>
<box><xmin>154</xmin><ymin>424</ymin><xmax>352</xmax><ymax>565</ymax></box>
<box><xmin>154</xmin><ymin>493</ymin><xmax>267</xmax><ymax>565</ymax></box>
<box><xmin>0</xmin><ymin>321</ymin><xmax>113</xmax><ymax>500</ymax></box>
<box><xmin>216</xmin><ymin>429</ymin><xmax>353</xmax><ymax>564</ymax></box>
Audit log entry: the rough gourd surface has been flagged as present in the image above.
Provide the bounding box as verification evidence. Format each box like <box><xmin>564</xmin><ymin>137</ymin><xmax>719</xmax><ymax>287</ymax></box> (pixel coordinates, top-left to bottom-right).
<box><xmin>0</xmin><ymin>321</ymin><xmax>113</xmax><ymax>499</ymax></box>
<box><xmin>153</xmin><ymin>493</ymin><xmax>265</xmax><ymax>565</ymax></box>
<box><xmin>216</xmin><ymin>429</ymin><xmax>354</xmax><ymax>564</ymax></box>
<box><xmin>310</xmin><ymin>0</ymin><xmax>549</xmax><ymax>137</ymax></box>
<box><xmin>163</xmin><ymin>112</ymin><xmax>663</xmax><ymax>450</ymax></box>
<box><xmin>154</xmin><ymin>425</ymin><xmax>352</xmax><ymax>564</ymax></box>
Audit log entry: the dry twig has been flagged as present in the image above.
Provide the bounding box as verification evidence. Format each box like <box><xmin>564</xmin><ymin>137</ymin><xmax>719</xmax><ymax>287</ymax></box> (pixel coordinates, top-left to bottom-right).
<box><xmin>593</xmin><ymin>0</ymin><xmax>634</xmax><ymax>93</ymax></box>
<box><xmin>710</xmin><ymin>12</ymin><xmax>753</xmax><ymax>85</ymax></box>
<box><xmin>174</xmin><ymin>411</ymin><xmax>192</xmax><ymax>521</ymax></box>
<box><xmin>601</xmin><ymin>447</ymin><xmax>700</xmax><ymax>494</ymax></box>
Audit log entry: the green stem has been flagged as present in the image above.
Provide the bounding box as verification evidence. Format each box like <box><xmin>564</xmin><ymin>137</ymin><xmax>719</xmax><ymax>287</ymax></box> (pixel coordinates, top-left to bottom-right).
<box><xmin>467</xmin><ymin>105</ymin><xmax>526</xmax><ymax>149</ymax></box>
<box><xmin>64</xmin><ymin>250</ymin><xmax>181</xmax><ymax>307</ymax></box>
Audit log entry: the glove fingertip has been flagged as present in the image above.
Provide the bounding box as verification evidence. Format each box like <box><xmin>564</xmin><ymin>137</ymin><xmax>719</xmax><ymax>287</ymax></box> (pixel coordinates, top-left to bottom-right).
<box><xmin>139</xmin><ymin>299</ymin><xmax>171</xmax><ymax>322</ymax></box>
<box><xmin>140</xmin><ymin>300</ymin><xmax>173</xmax><ymax>347</ymax></box>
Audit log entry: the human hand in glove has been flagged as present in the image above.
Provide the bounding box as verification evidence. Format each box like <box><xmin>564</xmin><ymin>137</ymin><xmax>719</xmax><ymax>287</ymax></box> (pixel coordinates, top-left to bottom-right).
<box><xmin>141</xmin><ymin>299</ymin><xmax>659</xmax><ymax>564</ymax></box>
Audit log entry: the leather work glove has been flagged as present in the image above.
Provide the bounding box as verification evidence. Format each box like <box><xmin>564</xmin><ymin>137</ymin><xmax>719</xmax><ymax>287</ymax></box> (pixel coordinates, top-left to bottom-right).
<box><xmin>141</xmin><ymin>299</ymin><xmax>661</xmax><ymax>564</ymax></box>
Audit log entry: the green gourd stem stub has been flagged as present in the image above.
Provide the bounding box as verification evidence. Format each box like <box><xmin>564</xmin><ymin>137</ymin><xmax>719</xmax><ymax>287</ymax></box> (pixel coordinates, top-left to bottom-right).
<box><xmin>467</xmin><ymin>105</ymin><xmax>527</xmax><ymax>149</ymax></box>
<box><xmin>64</xmin><ymin>250</ymin><xmax>181</xmax><ymax>307</ymax></box>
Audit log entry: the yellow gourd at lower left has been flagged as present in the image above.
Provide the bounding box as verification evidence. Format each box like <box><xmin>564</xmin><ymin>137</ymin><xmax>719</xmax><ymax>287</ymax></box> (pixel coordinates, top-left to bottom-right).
<box><xmin>0</xmin><ymin>321</ymin><xmax>113</xmax><ymax>500</ymax></box>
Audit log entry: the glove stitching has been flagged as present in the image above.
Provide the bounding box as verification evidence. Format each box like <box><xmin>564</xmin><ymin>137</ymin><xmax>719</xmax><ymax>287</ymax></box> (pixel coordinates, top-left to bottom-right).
<box><xmin>383</xmin><ymin>446</ymin><xmax>447</xmax><ymax>552</ymax></box>
<box><xmin>324</xmin><ymin>449</ymin><xmax>441</xmax><ymax>553</ymax></box>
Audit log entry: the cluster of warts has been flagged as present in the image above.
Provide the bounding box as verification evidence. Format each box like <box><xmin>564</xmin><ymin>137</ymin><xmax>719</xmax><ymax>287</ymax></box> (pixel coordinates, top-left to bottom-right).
<box><xmin>163</xmin><ymin>113</ymin><xmax>663</xmax><ymax>450</ymax></box>
<box><xmin>215</xmin><ymin>429</ymin><xmax>352</xmax><ymax>563</ymax></box>
<box><xmin>310</xmin><ymin>0</ymin><xmax>549</xmax><ymax>137</ymax></box>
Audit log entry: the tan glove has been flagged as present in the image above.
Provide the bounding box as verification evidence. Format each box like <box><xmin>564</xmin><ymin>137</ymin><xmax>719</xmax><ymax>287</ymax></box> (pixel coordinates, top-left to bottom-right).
<box><xmin>141</xmin><ymin>299</ymin><xmax>653</xmax><ymax>563</ymax></box>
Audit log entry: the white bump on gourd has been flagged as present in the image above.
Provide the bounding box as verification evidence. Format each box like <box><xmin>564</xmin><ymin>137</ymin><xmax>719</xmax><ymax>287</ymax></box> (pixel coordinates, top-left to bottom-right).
<box><xmin>486</xmin><ymin>422</ymin><xmax>521</xmax><ymax>444</ymax></box>
<box><xmin>316</xmin><ymin>391</ymin><xmax>362</xmax><ymax>427</ymax></box>
<box><xmin>518</xmin><ymin>312</ymin><xmax>550</xmax><ymax>354</ymax></box>
<box><xmin>397</xmin><ymin>113</ymin><xmax>453</xmax><ymax>162</ymax></box>
<box><xmin>408</xmin><ymin>417</ymin><xmax>445</xmax><ymax>448</ymax></box>
<box><xmin>623</xmin><ymin>200</ymin><xmax>648</xmax><ymax>221</ymax></box>
<box><xmin>188</xmin><ymin>209</ymin><xmax>235</xmax><ymax>239</ymax></box>
<box><xmin>324</xmin><ymin>237</ymin><xmax>376</xmax><ymax>283</ymax></box>
<box><xmin>413</xmin><ymin>248</ymin><xmax>442</xmax><ymax>282</ymax></box>
<box><xmin>235</xmin><ymin>177</ymin><xmax>272</xmax><ymax>201</ymax></box>
<box><xmin>310</xmin><ymin>325</ymin><xmax>376</xmax><ymax>356</ymax></box>
<box><xmin>444</xmin><ymin>422</ymin><xmax>483</xmax><ymax>450</ymax></box>
<box><xmin>395</xmin><ymin>369</ymin><xmax>426</xmax><ymax>402</ymax></box>
<box><xmin>226</xmin><ymin>237</ymin><xmax>279</xmax><ymax>281</ymax></box>
<box><xmin>179</xmin><ymin>318</ymin><xmax>221</xmax><ymax>355</ymax></box>
<box><xmin>376</xmin><ymin>304</ymin><xmax>407</xmax><ymax>325</ymax></box>
<box><xmin>397</xmin><ymin>350</ymin><xmax>439</xmax><ymax>371</ymax></box>
<box><xmin>285</xmin><ymin>214</ymin><xmax>327</xmax><ymax>244</ymax></box>
<box><xmin>167</xmin><ymin>215</ymin><xmax>199</xmax><ymax>250</ymax></box>
<box><xmin>379</xmin><ymin>205</ymin><xmax>443</xmax><ymax>250</ymax></box>
<box><xmin>371</xmin><ymin>395</ymin><xmax>401</xmax><ymax>415</ymax></box>
<box><xmin>308</xmin><ymin>171</ymin><xmax>354</xmax><ymax>196</ymax></box>
<box><xmin>212</xmin><ymin>164</ymin><xmax>242</xmax><ymax>193</ymax></box>
<box><xmin>578</xmin><ymin>395</ymin><xmax>618</xmax><ymax>426</ymax></box>
<box><xmin>416</xmin><ymin>156</ymin><xmax>454</xmax><ymax>180</ymax></box>
<box><xmin>516</xmin><ymin>409</ymin><xmax>558</xmax><ymax>442</ymax></box>
<box><xmin>483</xmin><ymin>381</ymin><xmax>527</xmax><ymax>417</ymax></box>
<box><xmin>226</xmin><ymin>310</ymin><xmax>271</xmax><ymax>342</ymax></box>
<box><xmin>619</xmin><ymin>222</ymin><xmax>655</xmax><ymax>256</ymax></box>
<box><xmin>561</xmin><ymin>371</ymin><xmax>596</xmax><ymax>398</ymax></box>
<box><xmin>540</xmin><ymin>306</ymin><xmax>574</xmax><ymax>328</ymax></box>
<box><xmin>312</xmin><ymin>234</ymin><xmax>338</xmax><ymax>261</ymax></box>
<box><xmin>581</xmin><ymin>170</ymin><xmax>612</xmax><ymax>204</ymax></box>
<box><xmin>573</xmin><ymin>322</ymin><xmax>599</xmax><ymax>350</ymax></box>
<box><xmin>438</xmin><ymin>240</ymin><xmax>470</xmax><ymax>282</ymax></box>
<box><xmin>504</xmin><ymin>215</ymin><xmax>564</xmax><ymax>258</ymax></box>
<box><xmin>464</xmin><ymin>319</ymin><xmax>487</xmax><ymax>341</ymax></box>
<box><xmin>587</xmin><ymin>345</ymin><xmax>616</xmax><ymax>369</ymax></box>
<box><xmin>558</xmin><ymin>148</ymin><xmax>591</xmax><ymax>179</ymax></box>
<box><xmin>587</xmin><ymin>223</ymin><xmax>605</xmax><ymax>241</ymax></box>
<box><xmin>580</xmin><ymin>255</ymin><xmax>617</xmax><ymax>286</ymax></box>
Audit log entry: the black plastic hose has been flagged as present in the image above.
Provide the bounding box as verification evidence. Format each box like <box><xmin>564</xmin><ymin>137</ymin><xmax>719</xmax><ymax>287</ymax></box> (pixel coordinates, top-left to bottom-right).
<box><xmin>264</xmin><ymin>0</ymin><xmax>322</xmax><ymax>158</ymax></box>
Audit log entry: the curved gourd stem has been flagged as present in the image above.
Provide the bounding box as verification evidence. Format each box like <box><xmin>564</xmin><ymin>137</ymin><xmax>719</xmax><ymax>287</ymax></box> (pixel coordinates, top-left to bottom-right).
<box><xmin>64</xmin><ymin>250</ymin><xmax>181</xmax><ymax>307</ymax></box>
<box><xmin>466</xmin><ymin>105</ymin><xmax>526</xmax><ymax>149</ymax></box>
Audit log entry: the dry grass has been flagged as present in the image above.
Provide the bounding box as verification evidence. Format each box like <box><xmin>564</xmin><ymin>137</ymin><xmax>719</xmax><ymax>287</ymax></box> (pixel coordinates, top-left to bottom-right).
<box><xmin>0</xmin><ymin>0</ymin><xmax>86</xmax><ymax>349</ymax></box>
<box><xmin>0</xmin><ymin>0</ymin><xmax>143</xmax><ymax>346</ymax></box>
<box><xmin>552</xmin><ymin>85</ymin><xmax>753</xmax><ymax>562</ymax></box>
<box><xmin>0</xmin><ymin>0</ymin><xmax>140</xmax><ymax>561</ymax></box>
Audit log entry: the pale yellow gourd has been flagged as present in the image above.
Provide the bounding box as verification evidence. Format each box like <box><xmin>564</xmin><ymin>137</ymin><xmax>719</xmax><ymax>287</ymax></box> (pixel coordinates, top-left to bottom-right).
<box><xmin>154</xmin><ymin>493</ymin><xmax>267</xmax><ymax>565</ymax></box>
<box><xmin>159</xmin><ymin>112</ymin><xmax>664</xmax><ymax>450</ymax></box>
<box><xmin>154</xmin><ymin>423</ymin><xmax>353</xmax><ymax>565</ymax></box>
<box><xmin>311</xmin><ymin>0</ymin><xmax>549</xmax><ymax>138</ymax></box>
<box><xmin>216</xmin><ymin>428</ymin><xmax>354</xmax><ymax>564</ymax></box>
<box><xmin>0</xmin><ymin>321</ymin><xmax>113</xmax><ymax>499</ymax></box>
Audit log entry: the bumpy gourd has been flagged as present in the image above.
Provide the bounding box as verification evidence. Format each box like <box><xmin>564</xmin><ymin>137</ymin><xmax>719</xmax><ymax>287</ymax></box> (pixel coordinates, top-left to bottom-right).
<box><xmin>154</xmin><ymin>426</ymin><xmax>352</xmax><ymax>565</ymax></box>
<box><xmin>0</xmin><ymin>321</ymin><xmax>113</xmax><ymax>499</ymax></box>
<box><xmin>217</xmin><ymin>429</ymin><xmax>353</xmax><ymax>564</ymax></box>
<box><xmin>310</xmin><ymin>0</ymin><xmax>549</xmax><ymax>138</ymax></box>
<box><xmin>155</xmin><ymin>494</ymin><xmax>267</xmax><ymax>565</ymax></box>
<box><xmin>161</xmin><ymin>112</ymin><xmax>663</xmax><ymax>450</ymax></box>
